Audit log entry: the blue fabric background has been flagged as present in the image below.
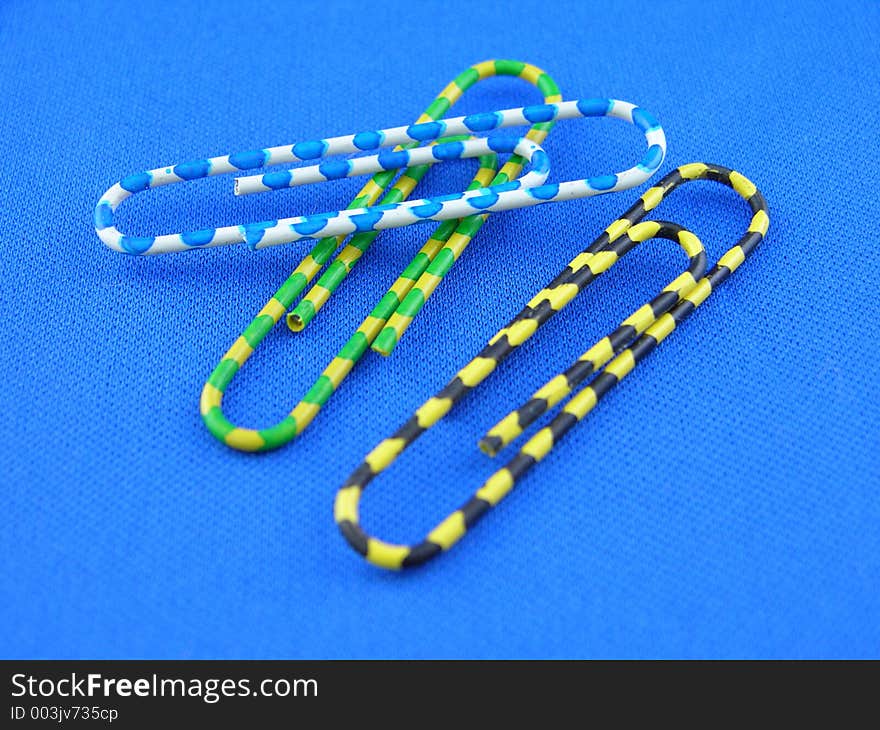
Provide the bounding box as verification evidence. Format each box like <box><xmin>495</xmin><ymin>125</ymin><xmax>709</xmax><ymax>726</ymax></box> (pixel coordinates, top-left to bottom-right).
<box><xmin>1</xmin><ymin>0</ymin><xmax>877</xmax><ymax>658</ymax></box>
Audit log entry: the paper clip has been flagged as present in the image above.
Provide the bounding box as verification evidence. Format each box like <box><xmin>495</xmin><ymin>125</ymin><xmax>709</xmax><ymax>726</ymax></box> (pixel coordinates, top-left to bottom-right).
<box><xmin>94</xmin><ymin>105</ymin><xmax>664</xmax><ymax>257</ymax></box>
<box><xmin>93</xmin><ymin>60</ymin><xmax>668</xmax><ymax>452</ymax></box>
<box><xmin>335</xmin><ymin>163</ymin><xmax>770</xmax><ymax>569</ymax></box>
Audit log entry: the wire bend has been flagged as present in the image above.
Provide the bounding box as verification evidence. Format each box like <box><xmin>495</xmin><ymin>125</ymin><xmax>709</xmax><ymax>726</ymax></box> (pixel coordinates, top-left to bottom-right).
<box><xmin>95</xmin><ymin>104</ymin><xmax>663</xmax><ymax>255</ymax></box>
<box><xmin>335</xmin><ymin>162</ymin><xmax>770</xmax><ymax>570</ymax></box>
<box><xmin>200</xmin><ymin>60</ymin><xmax>560</xmax><ymax>451</ymax></box>
<box><xmin>192</xmin><ymin>61</ymin><xmax>665</xmax><ymax>452</ymax></box>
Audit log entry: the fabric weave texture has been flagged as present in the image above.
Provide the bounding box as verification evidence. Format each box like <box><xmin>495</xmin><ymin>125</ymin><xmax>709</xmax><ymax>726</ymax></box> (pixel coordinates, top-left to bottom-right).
<box><xmin>0</xmin><ymin>0</ymin><xmax>877</xmax><ymax>658</ymax></box>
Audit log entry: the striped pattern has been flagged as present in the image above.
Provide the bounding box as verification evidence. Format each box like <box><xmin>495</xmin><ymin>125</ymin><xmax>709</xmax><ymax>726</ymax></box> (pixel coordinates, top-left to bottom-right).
<box><xmin>200</xmin><ymin>60</ymin><xmax>569</xmax><ymax>451</ymax></box>
<box><xmin>335</xmin><ymin>163</ymin><xmax>770</xmax><ymax>570</ymax></box>
<box><xmin>291</xmin><ymin>59</ymin><xmax>562</xmax><ymax>331</ymax></box>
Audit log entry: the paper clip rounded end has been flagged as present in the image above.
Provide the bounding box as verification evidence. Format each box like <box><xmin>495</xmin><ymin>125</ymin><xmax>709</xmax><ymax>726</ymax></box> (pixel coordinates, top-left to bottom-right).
<box><xmin>337</xmin><ymin>520</ymin><xmax>368</xmax><ymax>558</ymax></box>
<box><xmin>95</xmin><ymin>226</ymin><xmax>123</xmax><ymax>253</ymax></box>
<box><xmin>336</xmin><ymin>515</ymin><xmax>413</xmax><ymax>571</ymax></box>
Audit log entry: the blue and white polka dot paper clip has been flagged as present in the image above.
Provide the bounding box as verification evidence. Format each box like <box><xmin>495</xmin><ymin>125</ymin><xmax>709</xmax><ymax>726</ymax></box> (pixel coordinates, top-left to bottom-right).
<box><xmin>94</xmin><ymin>99</ymin><xmax>666</xmax><ymax>255</ymax></box>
